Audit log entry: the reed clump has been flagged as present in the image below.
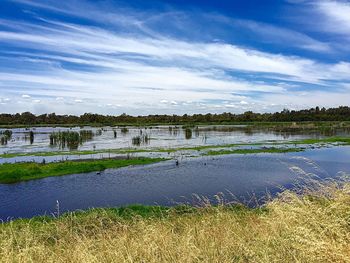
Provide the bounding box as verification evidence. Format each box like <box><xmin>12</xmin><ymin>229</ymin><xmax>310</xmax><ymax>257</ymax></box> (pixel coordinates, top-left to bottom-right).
<box><xmin>49</xmin><ymin>130</ymin><xmax>94</xmax><ymax>150</ymax></box>
<box><xmin>184</xmin><ymin>128</ymin><xmax>192</xmax><ymax>139</ymax></box>
<box><xmin>0</xmin><ymin>129</ymin><xmax>12</xmax><ymax>145</ymax></box>
<box><xmin>132</xmin><ymin>134</ymin><xmax>150</xmax><ymax>146</ymax></box>
<box><xmin>0</xmin><ymin>182</ymin><xmax>349</xmax><ymax>262</ymax></box>
<box><xmin>29</xmin><ymin>130</ymin><xmax>34</xmax><ymax>144</ymax></box>
<box><xmin>120</xmin><ymin>127</ymin><xmax>129</xmax><ymax>134</ymax></box>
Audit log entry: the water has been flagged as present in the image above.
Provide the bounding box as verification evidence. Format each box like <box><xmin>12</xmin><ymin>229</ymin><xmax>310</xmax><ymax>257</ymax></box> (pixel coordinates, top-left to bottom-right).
<box><xmin>1</xmin><ymin>146</ymin><xmax>349</xmax><ymax>220</ymax></box>
<box><xmin>1</xmin><ymin>125</ymin><xmax>349</xmax><ymax>156</ymax></box>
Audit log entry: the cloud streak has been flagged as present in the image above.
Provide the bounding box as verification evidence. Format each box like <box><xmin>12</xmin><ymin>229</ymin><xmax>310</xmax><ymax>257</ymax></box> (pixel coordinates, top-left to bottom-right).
<box><xmin>0</xmin><ymin>0</ymin><xmax>349</xmax><ymax>114</ymax></box>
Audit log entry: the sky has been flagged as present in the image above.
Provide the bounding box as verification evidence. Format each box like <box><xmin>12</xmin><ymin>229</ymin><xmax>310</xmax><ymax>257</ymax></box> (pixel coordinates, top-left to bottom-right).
<box><xmin>0</xmin><ymin>0</ymin><xmax>350</xmax><ymax>115</ymax></box>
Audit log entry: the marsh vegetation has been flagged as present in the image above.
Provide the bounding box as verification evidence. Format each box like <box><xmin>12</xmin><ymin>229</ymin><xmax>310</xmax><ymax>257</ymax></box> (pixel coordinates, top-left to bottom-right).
<box><xmin>0</xmin><ymin>129</ymin><xmax>12</xmax><ymax>145</ymax></box>
<box><xmin>131</xmin><ymin>134</ymin><xmax>150</xmax><ymax>146</ymax></box>
<box><xmin>49</xmin><ymin>130</ymin><xmax>94</xmax><ymax>150</ymax></box>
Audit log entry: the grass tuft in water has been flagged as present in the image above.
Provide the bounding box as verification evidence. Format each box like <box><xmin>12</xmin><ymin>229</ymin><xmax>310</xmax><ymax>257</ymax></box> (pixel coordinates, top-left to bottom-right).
<box><xmin>204</xmin><ymin>147</ymin><xmax>304</xmax><ymax>156</ymax></box>
<box><xmin>49</xmin><ymin>130</ymin><xmax>94</xmax><ymax>150</ymax></box>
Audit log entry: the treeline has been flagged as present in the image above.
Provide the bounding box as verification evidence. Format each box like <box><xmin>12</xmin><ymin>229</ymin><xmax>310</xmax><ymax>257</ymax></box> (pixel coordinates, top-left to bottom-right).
<box><xmin>0</xmin><ymin>106</ymin><xmax>350</xmax><ymax>125</ymax></box>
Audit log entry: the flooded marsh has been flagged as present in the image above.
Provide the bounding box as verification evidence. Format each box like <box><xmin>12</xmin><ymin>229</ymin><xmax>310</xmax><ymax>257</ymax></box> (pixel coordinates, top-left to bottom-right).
<box><xmin>1</xmin><ymin>124</ymin><xmax>350</xmax><ymax>220</ymax></box>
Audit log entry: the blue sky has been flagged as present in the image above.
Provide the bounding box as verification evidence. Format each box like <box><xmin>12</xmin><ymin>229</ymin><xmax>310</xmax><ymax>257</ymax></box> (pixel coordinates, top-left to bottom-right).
<box><xmin>0</xmin><ymin>0</ymin><xmax>350</xmax><ymax>115</ymax></box>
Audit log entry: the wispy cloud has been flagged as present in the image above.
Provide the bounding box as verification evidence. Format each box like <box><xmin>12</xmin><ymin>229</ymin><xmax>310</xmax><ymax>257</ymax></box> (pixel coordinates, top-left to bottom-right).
<box><xmin>315</xmin><ymin>0</ymin><xmax>350</xmax><ymax>35</ymax></box>
<box><xmin>0</xmin><ymin>0</ymin><xmax>349</xmax><ymax>114</ymax></box>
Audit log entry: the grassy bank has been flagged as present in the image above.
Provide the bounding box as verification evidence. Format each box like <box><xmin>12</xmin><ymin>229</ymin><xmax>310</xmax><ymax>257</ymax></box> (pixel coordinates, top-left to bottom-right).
<box><xmin>0</xmin><ymin>182</ymin><xmax>349</xmax><ymax>262</ymax></box>
<box><xmin>0</xmin><ymin>157</ymin><xmax>165</xmax><ymax>184</ymax></box>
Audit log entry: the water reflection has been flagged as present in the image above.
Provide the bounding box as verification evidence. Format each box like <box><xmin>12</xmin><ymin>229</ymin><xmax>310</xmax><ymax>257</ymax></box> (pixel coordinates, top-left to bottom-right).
<box><xmin>1</xmin><ymin>125</ymin><xmax>350</xmax><ymax>155</ymax></box>
<box><xmin>1</xmin><ymin>147</ymin><xmax>349</xmax><ymax>220</ymax></box>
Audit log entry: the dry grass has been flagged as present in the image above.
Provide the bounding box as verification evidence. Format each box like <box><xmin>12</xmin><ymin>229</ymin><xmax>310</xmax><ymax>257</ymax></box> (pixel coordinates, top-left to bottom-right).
<box><xmin>0</xmin><ymin>182</ymin><xmax>349</xmax><ymax>263</ymax></box>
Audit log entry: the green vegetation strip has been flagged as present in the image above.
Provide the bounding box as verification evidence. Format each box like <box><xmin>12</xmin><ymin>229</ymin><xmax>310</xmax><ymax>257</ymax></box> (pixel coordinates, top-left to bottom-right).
<box><xmin>0</xmin><ymin>157</ymin><xmax>165</xmax><ymax>184</ymax></box>
<box><xmin>8</xmin><ymin>203</ymin><xmax>259</xmax><ymax>225</ymax></box>
<box><xmin>0</xmin><ymin>148</ymin><xmax>153</xmax><ymax>158</ymax></box>
<box><xmin>204</xmin><ymin>147</ymin><xmax>304</xmax><ymax>156</ymax></box>
<box><xmin>290</xmin><ymin>137</ymin><xmax>350</xmax><ymax>145</ymax></box>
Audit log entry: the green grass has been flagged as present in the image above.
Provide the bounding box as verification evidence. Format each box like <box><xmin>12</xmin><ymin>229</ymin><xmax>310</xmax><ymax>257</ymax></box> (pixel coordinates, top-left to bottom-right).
<box><xmin>9</xmin><ymin>203</ymin><xmax>260</xmax><ymax>227</ymax></box>
<box><xmin>0</xmin><ymin>157</ymin><xmax>165</xmax><ymax>184</ymax></box>
<box><xmin>290</xmin><ymin>136</ymin><xmax>350</xmax><ymax>145</ymax></box>
<box><xmin>204</xmin><ymin>147</ymin><xmax>304</xmax><ymax>156</ymax></box>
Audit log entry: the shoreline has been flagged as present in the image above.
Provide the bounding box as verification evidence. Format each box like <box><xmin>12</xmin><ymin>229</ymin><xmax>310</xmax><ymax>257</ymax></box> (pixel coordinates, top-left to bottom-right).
<box><xmin>1</xmin><ymin>182</ymin><xmax>349</xmax><ymax>261</ymax></box>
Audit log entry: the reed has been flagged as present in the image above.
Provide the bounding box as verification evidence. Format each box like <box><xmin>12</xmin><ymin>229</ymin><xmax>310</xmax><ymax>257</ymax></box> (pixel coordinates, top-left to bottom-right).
<box><xmin>49</xmin><ymin>130</ymin><xmax>94</xmax><ymax>150</ymax></box>
<box><xmin>132</xmin><ymin>134</ymin><xmax>150</xmax><ymax>146</ymax></box>
<box><xmin>0</xmin><ymin>129</ymin><xmax>12</xmax><ymax>138</ymax></box>
<box><xmin>0</xmin><ymin>129</ymin><xmax>12</xmax><ymax>145</ymax></box>
<box><xmin>29</xmin><ymin>131</ymin><xmax>34</xmax><ymax>144</ymax></box>
<box><xmin>120</xmin><ymin>127</ymin><xmax>129</xmax><ymax>134</ymax></box>
<box><xmin>185</xmin><ymin>128</ymin><xmax>192</xmax><ymax>139</ymax></box>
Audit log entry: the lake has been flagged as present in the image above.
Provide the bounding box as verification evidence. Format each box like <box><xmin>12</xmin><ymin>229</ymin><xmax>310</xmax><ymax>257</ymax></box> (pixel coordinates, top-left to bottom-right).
<box><xmin>1</xmin><ymin>146</ymin><xmax>349</xmax><ymax>220</ymax></box>
<box><xmin>1</xmin><ymin>125</ymin><xmax>350</xmax><ymax>156</ymax></box>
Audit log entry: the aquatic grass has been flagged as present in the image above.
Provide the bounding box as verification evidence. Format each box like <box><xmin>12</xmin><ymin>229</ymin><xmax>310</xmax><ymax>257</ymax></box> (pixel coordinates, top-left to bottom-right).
<box><xmin>0</xmin><ymin>157</ymin><xmax>165</xmax><ymax>184</ymax></box>
<box><xmin>0</xmin><ymin>136</ymin><xmax>8</xmax><ymax>145</ymax></box>
<box><xmin>0</xmin><ymin>129</ymin><xmax>12</xmax><ymax>138</ymax></box>
<box><xmin>0</xmin><ymin>182</ymin><xmax>349</xmax><ymax>262</ymax></box>
<box><xmin>290</xmin><ymin>136</ymin><xmax>350</xmax><ymax>145</ymax></box>
<box><xmin>184</xmin><ymin>128</ymin><xmax>192</xmax><ymax>139</ymax></box>
<box><xmin>29</xmin><ymin>130</ymin><xmax>34</xmax><ymax>144</ymax></box>
<box><xmin>204</xmin><ymin>147</ymin><xmax>304</xmax><ymax>156</ymax></box>
<box><xmin>120</xmin><ymin>127</ymin><xmax>129</xmax><ymax>134</ymax></box>
<box><xmin>0</xmin><ymin>129</ymin><xmax>12</xmax><ymax>145</ymax></box>
<box><xmin>132</xmin><ymin>134</ymin><xmax>150</xmax><ymax>146</ymax></box>
<box><xmin>49</xmin><ymin>130</ymin><xmax>94</xmax><ymax>150</ymax></box>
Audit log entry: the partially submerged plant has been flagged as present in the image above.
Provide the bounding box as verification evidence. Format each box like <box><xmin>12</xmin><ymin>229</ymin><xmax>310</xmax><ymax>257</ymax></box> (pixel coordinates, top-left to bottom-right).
<box><xmin>49</xmin><ymin>130</ymin><xmax>94</xmax><ymax>150</ymax></box>
<box><xmin>132</xmin><ymin>134</ymin><xmax>150</xmax><ymax>146</ymax></box>
<box><xmin>0</xmin><ymin>130</ymin><xmax>12</xmax><ymax>145</ymax></box>
<box><xmin>121</xmin><ymin>127</ymin><xmax>129</xmax><ymax>134</ymax></box>
<box><xmin>29</xmin><ymin>131</ymin><xmax>34</xmax><ymax>144</ymax></box>
<box><xmin>185</xmin><ymin>128</ymin><xmax>192</xmax><ymax>140</ymax></box>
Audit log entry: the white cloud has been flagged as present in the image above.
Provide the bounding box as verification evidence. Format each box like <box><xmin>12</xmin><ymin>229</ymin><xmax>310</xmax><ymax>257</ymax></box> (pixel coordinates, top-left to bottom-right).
<box><xmin>0</xmin><ymin>0</ymin><xmax>349</xmax><ymax>114</ymax></box>
<box><xmin>21</xmin><ymin>94</ymin><xmax>31</xmax><ymax>99</ymax></box>
<box><xmin>231</xmin><ymin>18</ymin><xmax>331</xmax><ymax>52</ymax></box>
<box><xmin>315</xmin><ymin>0</ymin><xmax>350</xmax><ymax>35</ymax></box>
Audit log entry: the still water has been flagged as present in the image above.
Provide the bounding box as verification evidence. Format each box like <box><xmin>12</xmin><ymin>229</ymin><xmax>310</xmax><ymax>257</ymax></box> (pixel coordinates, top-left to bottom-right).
<box><xmin>1</xmin><ymin>125</ymin><xmax>349</xmax><ymax>155</ymax></box>
<box><xmin>1</xmin><ymin>146</ymin><xmax>349</xmax><ymax>220</ymax></box>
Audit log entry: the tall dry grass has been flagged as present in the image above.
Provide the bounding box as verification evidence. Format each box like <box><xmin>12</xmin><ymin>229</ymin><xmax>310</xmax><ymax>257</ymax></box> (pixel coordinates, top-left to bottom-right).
<box><xmin>0</xmin><ymin>182</ymin><xmax>349</xmax><ymax>263</ymax></box>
